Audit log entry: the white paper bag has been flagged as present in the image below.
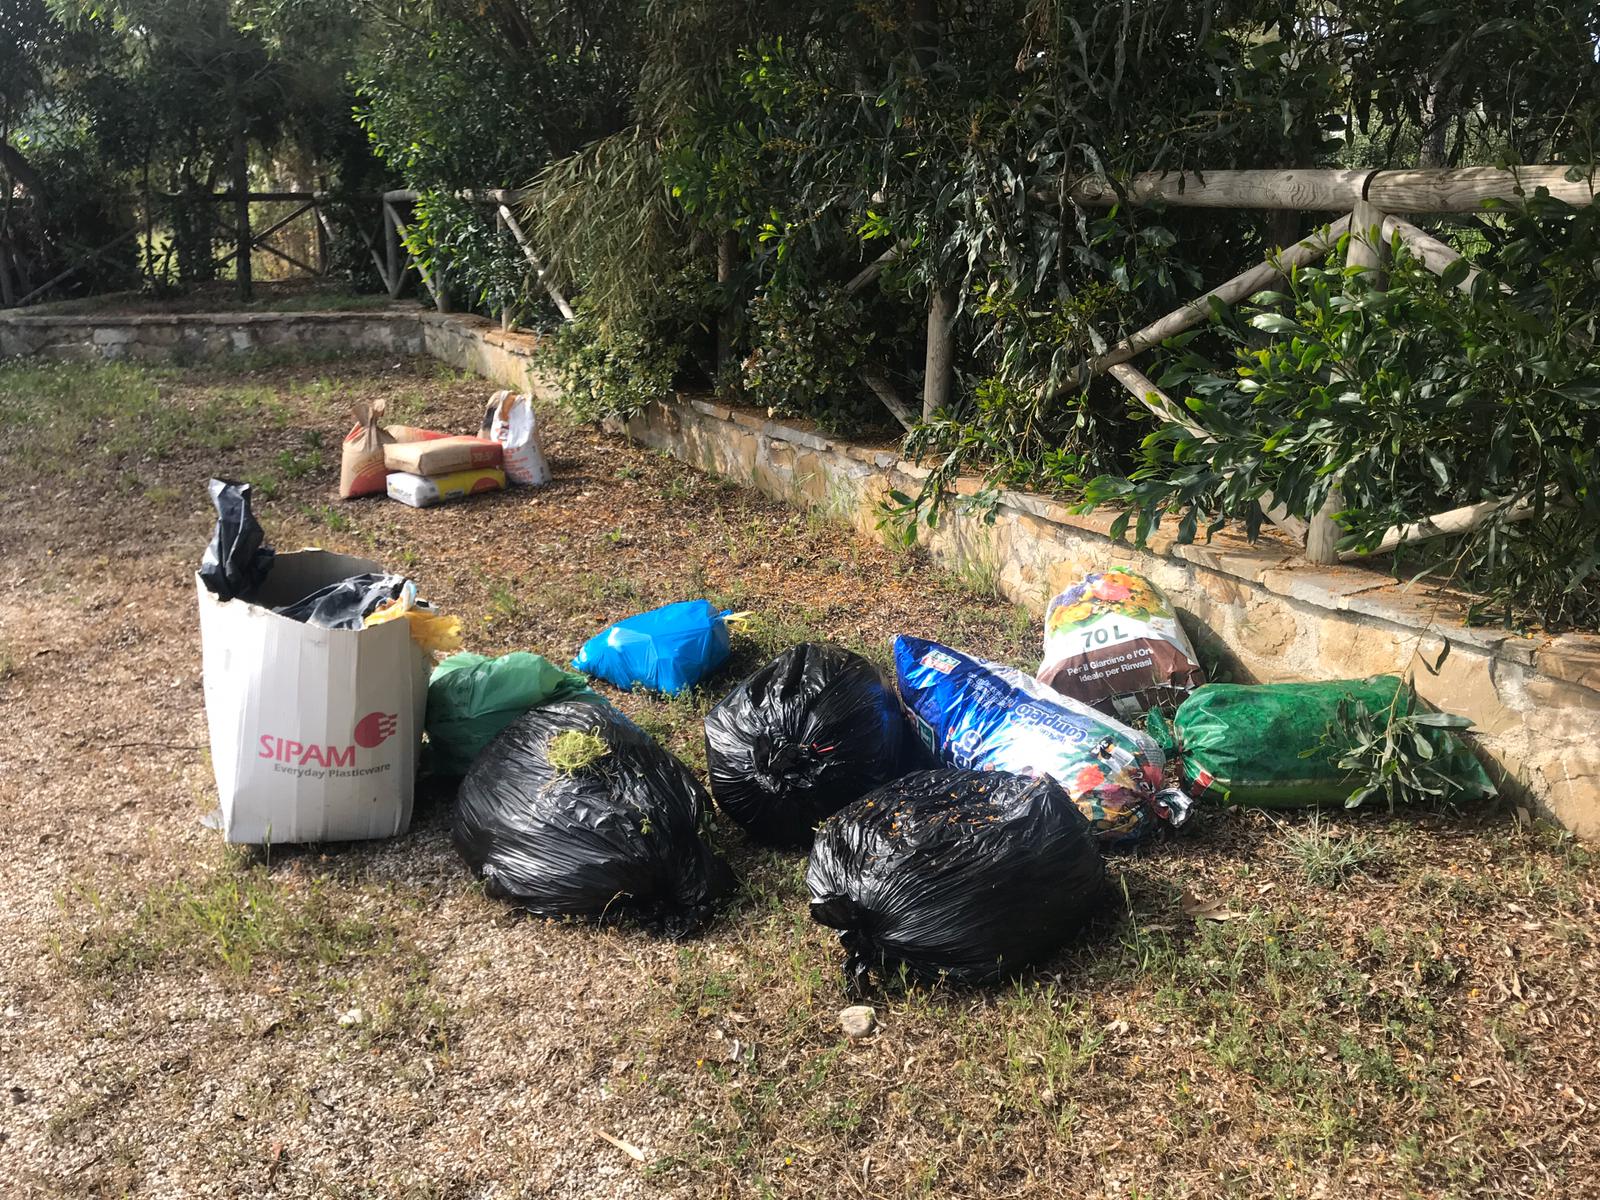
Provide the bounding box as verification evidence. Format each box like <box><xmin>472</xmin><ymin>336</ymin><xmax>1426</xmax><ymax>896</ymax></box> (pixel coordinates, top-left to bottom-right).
<box><xmin>197</xmin><ymin>550</ymin><xmax>428</xmax><ymax>844</ymax></box>
<box><xmin>479</xmin><ymin>390</ymin><xmax>551</xmax><ymax>486</ymax></box>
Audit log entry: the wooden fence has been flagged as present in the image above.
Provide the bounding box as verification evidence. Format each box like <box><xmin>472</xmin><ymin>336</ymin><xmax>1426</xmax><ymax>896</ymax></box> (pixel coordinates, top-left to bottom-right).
<box><xmin>5</xmin><ymin>188</ymin><xmax>362</xmax><ymax>307</ymax></box>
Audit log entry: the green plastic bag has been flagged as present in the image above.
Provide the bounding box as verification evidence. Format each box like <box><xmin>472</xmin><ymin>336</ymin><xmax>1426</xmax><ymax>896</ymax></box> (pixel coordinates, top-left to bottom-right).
<box><xmin>1147</xmin><ymin>675</ymin><xmax>1496</xmax><ymax>809</ymax></box>
<box><xmin>426</xmin><ymin>652</ymin><xmax>601</xmax><ymax>777</ymax></box>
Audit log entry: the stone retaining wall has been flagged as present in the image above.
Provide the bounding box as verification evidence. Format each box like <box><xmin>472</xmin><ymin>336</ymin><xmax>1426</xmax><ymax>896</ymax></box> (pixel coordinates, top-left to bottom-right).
<box><xmin>5</xmin><ymin>306</ymin><xmax>1596</xmax><ymax>834</ymax></box>
<box><xmin>0</xmin><ymin>310</ymin><xmax>427</xmax><ymax>362</ymax></box>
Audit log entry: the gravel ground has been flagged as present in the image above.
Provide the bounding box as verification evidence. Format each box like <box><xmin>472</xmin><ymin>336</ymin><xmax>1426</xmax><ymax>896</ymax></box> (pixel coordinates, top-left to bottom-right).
<box><xmin>0</xmin><ymin>355</ymin><xmax>1597</xmax><ymax>1199</ymax></box>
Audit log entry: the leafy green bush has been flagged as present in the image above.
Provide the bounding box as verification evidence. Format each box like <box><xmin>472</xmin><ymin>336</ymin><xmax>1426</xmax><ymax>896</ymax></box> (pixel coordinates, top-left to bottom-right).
<box><xmin>1090</xmin><ymin>194</ymin><xmax>1600</xmax><ymax>630</ymax></box>
<box><xmin>541</xmin><ymin>310</ymin><xmax>683</xmax><ymax>422</ymax></box>
<box><xmin>400</xmin><ymin>191</ymin><xmax>540</xmax><ymax>322</ymax></box>
<box><xmin>742</xmin><ymin>285</ymin><xmax>896</xmax><ymax>434</ymax></box>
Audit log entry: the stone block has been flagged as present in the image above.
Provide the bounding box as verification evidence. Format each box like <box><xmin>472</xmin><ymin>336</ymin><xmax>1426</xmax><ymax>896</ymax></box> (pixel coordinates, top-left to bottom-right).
<box><xmin>1196</xmin><ymin>570</ymin><xmax>1248</xmax><ymax>607</ymax></box>
<box><xmin>91</xmin><ymin>326</ymin><xmax>137</xmax><ymax>345</ymax></box>
<box><xmin>1410</xmin><ymin>639</ymin><xmax>1518</xmax><ymax>735</ymax></box>
<box><xmin>1236</xmin><ymin>597</ymin><xmax>1303</xmax><ymax>662</ymax></box>
<box><xmin>1531</xmin><ymin>744</ymin><xmax>1600</xmax><ymax>840</ymax></box>
<box><xmin>1524</xmin><ymin>676</ymin><xmax>1600</xmax><ymax>713</ymax></box>
<box><xmin>1313</xmin><ymin>615</ymin><xmax>1405</xmax><ymax>680</ymax></box>
<box><xmin>1533</xmin><ymin>634</ymin><xmax>1600</xmax><ymax>696</ymax></box>
<box><xmin>1173</xmin><ymin>541</ymin><xmax>1294</xmax><ymax>583</ymax></box>
<box><xmin>1259</xmin><ymin>566</ymin><xmax>1389</xmax><ymax>612</ymax></box>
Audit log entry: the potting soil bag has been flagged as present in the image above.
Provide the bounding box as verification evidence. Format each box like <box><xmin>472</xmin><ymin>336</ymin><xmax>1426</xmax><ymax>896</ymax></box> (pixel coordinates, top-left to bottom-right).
<box><xmin>807</xmin><ymin>768</ymin><xmax>1105</xmax><ymax>988</ymax></box>
<box><xmin>426</xmin><ymin>651</ymin><xmax>601</xmax><ymax>777</ymax></box>
<box><xmin>1037</xmin><ymin>567</ymin><xmax>1204</xmax><ymax>718</ymax></box>
<box><xmin>1147</xmin><ymin>676</ymin><xmax>1496</xmax><ymax>808</ymax></box>
<box><xmin>199</xmin><ymin>478</ymin><xmax>274</xmax><ymax>601</ymax></box>
<box><xmin>453</xmin><ymin>698</ymin><xmax>734</xmax><ymax>937</ymax></box>
<box><xmin>704</xmin><ymin>644</ymin><xmax>906</xmax><ymax>847</ymax></box>
<box><xmin>572</xmin><ymin>600</ymin><xmax>736</xmax><ymax>696</ymax></box>
<box><xmin>894</xmin><ymin>635</ymin><xmax>1171</xmax><ymax>846</ymax></box>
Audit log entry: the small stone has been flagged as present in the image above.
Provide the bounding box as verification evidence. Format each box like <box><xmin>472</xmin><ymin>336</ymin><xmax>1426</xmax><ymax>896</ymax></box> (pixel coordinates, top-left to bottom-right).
<box><xmin>337</xmin><ymin>1007</ymin><xmax>364</xmax><ymax>1028</ymax></box>
<box><xmin>839</xmin><ymin>1005</ymin><xmax>877</xmax><ymax>1039</ymax></box>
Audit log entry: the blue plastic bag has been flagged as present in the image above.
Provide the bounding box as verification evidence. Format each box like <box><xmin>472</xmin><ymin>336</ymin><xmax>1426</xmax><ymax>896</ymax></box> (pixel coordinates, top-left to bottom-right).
<box><xmin>894</xmin><ymin>635</ymin><xmax>1176</xmax><ymax>846</ymax></box>
<box><xmin>572</xmin><ymin>600</ymin><xmax>734</xmax><ymax>696</ymax></box>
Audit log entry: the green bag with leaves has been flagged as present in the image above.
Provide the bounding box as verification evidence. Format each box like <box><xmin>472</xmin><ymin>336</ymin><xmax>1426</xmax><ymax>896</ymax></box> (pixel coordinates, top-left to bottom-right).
<box><xmin>426</xmin><ymin>651</ymin><xmax>602</xmax><ymax>777</ymax></box>
<box><xmin>1145</xmin><ymin>676</ymin><xmax>1496</xmax><ymax>809</ymax></box>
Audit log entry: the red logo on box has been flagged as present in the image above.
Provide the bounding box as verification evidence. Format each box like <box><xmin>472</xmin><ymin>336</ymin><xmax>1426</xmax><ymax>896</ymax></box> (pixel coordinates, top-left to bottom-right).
<box><xmin>354</xmin><ymin>711</ymin><xmax>398</xmax><ymax>749</ymax></box>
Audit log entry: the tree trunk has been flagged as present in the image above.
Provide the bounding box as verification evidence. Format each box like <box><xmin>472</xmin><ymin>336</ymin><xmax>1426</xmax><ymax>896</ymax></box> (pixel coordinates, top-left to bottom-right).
<box><xmin>716</xmin><ymin>230</ymin><xmax>737</xmax><ymax>375</ymax></box>
<box><xmin>1421</xmin><ymin>83</ymin><xmax>1450</xmax><ymax>168</ymax></box>
<box><xmin>923</xmin><ymin>288</ymin><xmax>955</xmax><ymax>420</ymax></box>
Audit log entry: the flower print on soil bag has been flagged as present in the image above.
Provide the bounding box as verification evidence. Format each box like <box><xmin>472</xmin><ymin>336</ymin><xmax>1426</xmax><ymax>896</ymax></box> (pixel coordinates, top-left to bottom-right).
<box><xmin>1037</xmin><ymin>567</ymin><xmax>1205</xmax><ymax>719</ymax></box>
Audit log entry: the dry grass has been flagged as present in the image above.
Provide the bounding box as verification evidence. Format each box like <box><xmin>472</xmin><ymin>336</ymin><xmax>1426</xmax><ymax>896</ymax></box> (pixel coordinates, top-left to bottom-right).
<box><xmin>0</xmin><ymin>355</ymin><xmax>1597</xmax><ymax>1199</ymax></box>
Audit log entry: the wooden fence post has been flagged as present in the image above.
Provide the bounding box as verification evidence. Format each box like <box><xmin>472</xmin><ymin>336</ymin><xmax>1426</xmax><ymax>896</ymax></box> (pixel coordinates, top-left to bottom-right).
<box><xmin>1306</xmin><ymin>199</ymin><xmax>1385</xmax><ymax>564</ymax></box>
<box><xmin>314</xmin><ymin>177</ymin><xmax>329</xmax><ymax>276</ymax></box>
<box><xmin>383</xmin><ymin>200</ymin><xmax>404</xmax><ymax>299</ymax></box>
<box><xmin>923</xmin><ymin>288</ymin><xmax>955</xmax><ymax>420</ymax></box>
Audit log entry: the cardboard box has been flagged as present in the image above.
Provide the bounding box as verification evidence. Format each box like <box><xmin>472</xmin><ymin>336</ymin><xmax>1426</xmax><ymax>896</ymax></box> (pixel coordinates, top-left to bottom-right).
<box><xmin>196</xmin><ymin>549</ymin><xmax>428</xmax><ymax>844</ymax></box>
<box><xmin>383</xmin><ymin>435</ymin><xmax>502</xmax><ymax>476</ymax></box>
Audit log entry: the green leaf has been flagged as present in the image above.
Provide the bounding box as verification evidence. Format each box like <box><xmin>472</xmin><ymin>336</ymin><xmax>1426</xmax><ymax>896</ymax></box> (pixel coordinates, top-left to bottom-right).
<box><xmin>1249</xmin><ymin>313</ymin><xmax>1300</xmax><ymax>334</ymax></box>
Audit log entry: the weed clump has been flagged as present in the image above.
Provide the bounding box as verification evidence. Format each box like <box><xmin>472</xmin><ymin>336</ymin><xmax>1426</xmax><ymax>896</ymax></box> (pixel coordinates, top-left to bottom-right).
<box><xmin>547</xmin><ymin>729</ymin><xmax>610</xmax><ymax>774</ymax></box>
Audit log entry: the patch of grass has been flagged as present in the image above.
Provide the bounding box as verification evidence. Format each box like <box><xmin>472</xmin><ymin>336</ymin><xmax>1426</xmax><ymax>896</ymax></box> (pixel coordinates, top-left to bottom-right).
<box><xmin>488</xmin><ymin>579</ymin><xmax>524</xmax><ymax>621</ymax></box>
<box><xmin>62</xmin><ymin>866</ymin><xmax>388</xmax><ymax>982</ymax></box>
<box><xmin>142</xmin><ymin>483</ymin><xmax>182</xmax><ymax>506</ymax></box>
<box><xmin>949</xmin><ymin>551</ymin><xmax>1004</xmax><ymax>601</ymax></box>
<box><xmin>244</xmin><ymin>470</ymin><xmax>281</xmax><ymax>501</ymax></box>
<box><xmin>0</xmin><ymin>361</ymin><xmax>253</xmax><ymax>483</ymax></box>
<box><xmin>276</xmin><ymin>433</ymin><xmax>325</xmax><ymax>480</ymax></box>
<box><xmin>547</xmin><ymin>729</ymin><xmax>610</xmax><ymax>774</ymax></box>
<box><xmin>1282</xmin><ymin>815</ymin><xmax>1389</xmax><ymax>887</ymax></box>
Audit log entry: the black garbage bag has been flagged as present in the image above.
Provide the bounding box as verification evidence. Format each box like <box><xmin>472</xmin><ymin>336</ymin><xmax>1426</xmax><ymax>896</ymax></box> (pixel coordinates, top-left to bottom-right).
<box><xmin>704</xmin><ymin>643</ymin><xmax>906</xmax><ymax>848</ymax></box>
<box><xmin>807</xmin><ymin>768</ymin><xmax>1105</xmax><ymax>989</ymax></box>
<box><xmin>454</xmin><ymin>698</ymin><xmax>735</xmax><ymax>938</ymax></box>
<box><xmin>273</xmin><ymin>572</ymin><xmax>409</xmax><ymax>629</ymax></box>
<box><xmin>199</xmin><ymin>478</ymin><xmax>274</xmax><ymax>601</ymax></box>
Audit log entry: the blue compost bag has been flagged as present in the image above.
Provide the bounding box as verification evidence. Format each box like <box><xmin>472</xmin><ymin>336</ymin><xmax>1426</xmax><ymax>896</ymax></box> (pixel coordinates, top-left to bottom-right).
<box><xmin>573</xmin><ymin>600</ymin><xmax>734</xmax><ymax>696</ymax></box>
<box><xmin>893</xmin><ymin>634</ymin><xmax>1174</xmax><ymax>846</ymax></box>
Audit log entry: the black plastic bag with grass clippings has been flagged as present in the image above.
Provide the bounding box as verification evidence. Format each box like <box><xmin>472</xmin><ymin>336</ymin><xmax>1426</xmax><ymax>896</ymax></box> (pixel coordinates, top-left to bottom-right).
<box><xmin>807</xmin><ymin>769</ymin><xmax>1105</xmax><ymax>989</ymax></box>
<box><xmin>704</xmin><ymin>644</ymin><xmax>907</xmax><ymax>848</ymax></box>
<box><xmin>454</xmin><ymin>698</ymin><xmax>735</xmax><ymax>938</ymax></box>
<box><xmin>273</xmin><ymin>572</ymin><xmax>408</xmax><ymax>630</ymax></box>
<box><xmin>199</xmin><ymin>478</ymin><xmax>274</xmax><ymax>601</ymax></box>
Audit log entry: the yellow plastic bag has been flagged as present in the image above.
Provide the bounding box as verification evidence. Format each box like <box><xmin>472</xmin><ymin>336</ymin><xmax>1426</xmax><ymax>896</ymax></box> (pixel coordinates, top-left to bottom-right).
<box><xmin>367</xmin><ymin>587</ymin><xmax>463</xmax><ymax>655</ymax></box>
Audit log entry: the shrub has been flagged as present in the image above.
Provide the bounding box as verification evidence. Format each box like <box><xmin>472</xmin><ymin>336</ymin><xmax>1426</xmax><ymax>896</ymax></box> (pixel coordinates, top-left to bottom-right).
<box><xmin>1088</xmin><ymin>194</ymin><xmax>1600</xmax><ymax>630</ymax></box>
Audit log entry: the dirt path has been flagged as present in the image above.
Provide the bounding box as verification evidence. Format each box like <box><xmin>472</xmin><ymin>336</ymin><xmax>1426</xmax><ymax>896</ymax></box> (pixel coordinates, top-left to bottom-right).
<box><xmin>1</xmin><ymin>355</ymin><xmax>1596</xmax><ymax>1199</ymax></box>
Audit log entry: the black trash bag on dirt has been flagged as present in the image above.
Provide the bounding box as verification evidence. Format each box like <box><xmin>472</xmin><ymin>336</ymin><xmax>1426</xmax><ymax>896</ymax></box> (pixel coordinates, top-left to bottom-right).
<box><xmin>704</xmin><ymin>644</ymin><xmax>906</xmax><ymax>848</ymax></box>
<box><xmin>273</xmin><ymin>572</ymin><xmax>409</xmax><ymax>630</ymax></box>
<box><xmin>807</xmin><ymin>768</ymin><xmax>1105</xmax><ymax>989</ymax></box>
<box><xmin>454</xmin><ymin>698</ymin><xmax>735</xmax><ymax>938</ymax></box>
<box><xmin>199</xmin><ymin>478</ymin><xmax>274</xmax><ymax>601</ymax></box>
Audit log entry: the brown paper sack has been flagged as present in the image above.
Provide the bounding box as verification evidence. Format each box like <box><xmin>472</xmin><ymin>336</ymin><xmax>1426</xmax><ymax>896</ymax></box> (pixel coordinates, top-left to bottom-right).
<box><xmin>339</xmin><ymin>398</ymin><xmax>390</xmax><ymax>499</ymax></box>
